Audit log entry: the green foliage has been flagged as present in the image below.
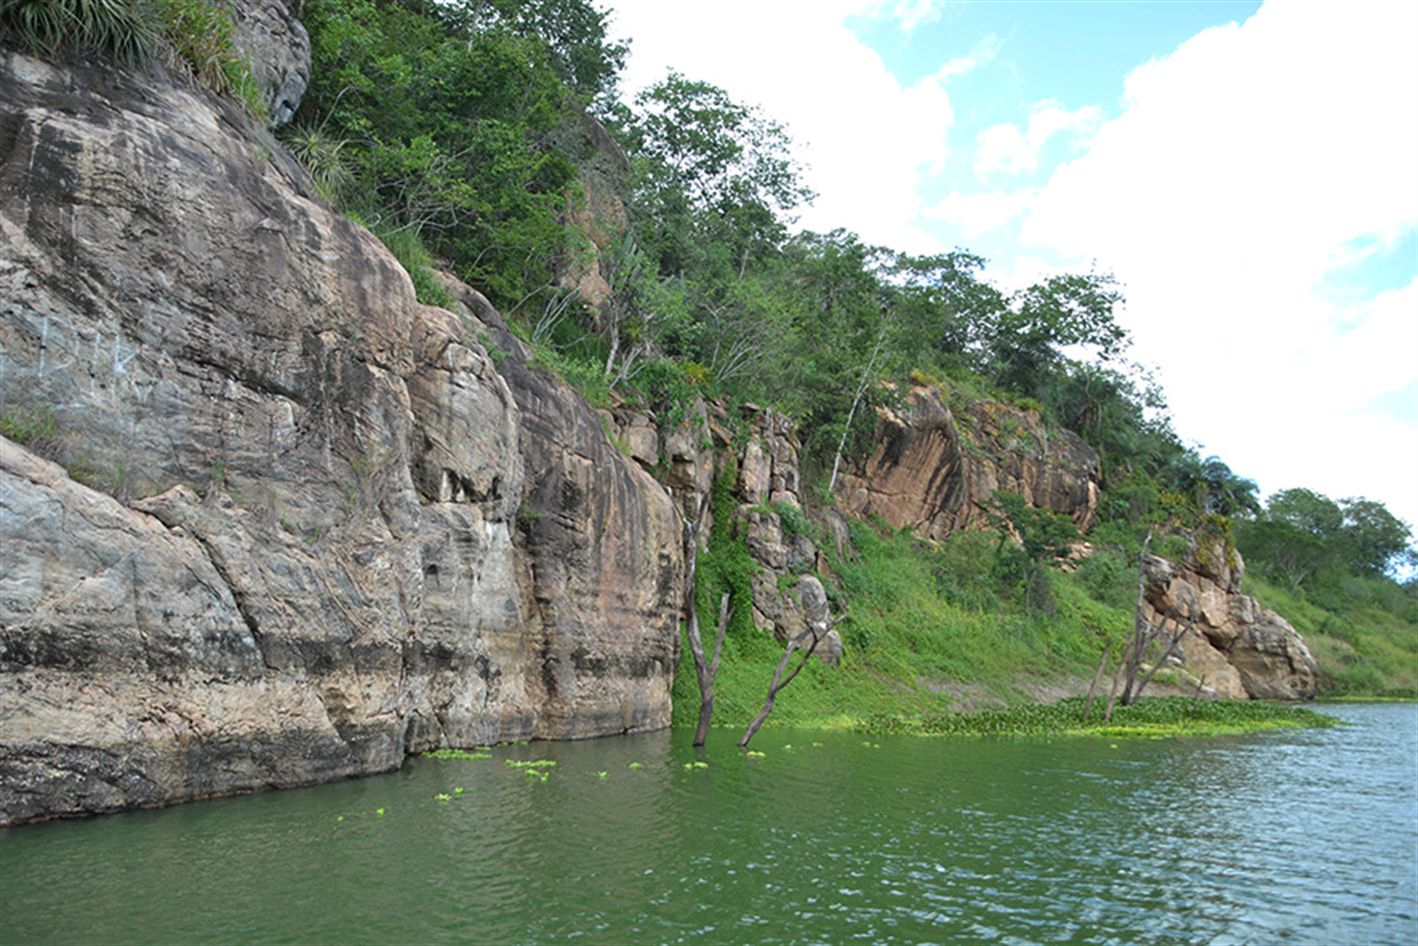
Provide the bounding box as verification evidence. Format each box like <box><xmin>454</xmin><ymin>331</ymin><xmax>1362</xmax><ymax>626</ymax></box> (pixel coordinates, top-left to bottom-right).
<box><xmin>673</xmin><ymin>515</ymin><xmax>1137</xmax><ymax>733</ymax></box>
<box><xmin>1</xmin><ymin>0</ymin><xmax>159</xmax><ymax>65</ymax></box>
<box><xmin>281</xmin><ymin>123</ymin><xmax>353</xmax><ymax>196</ymax></box>
<box><xmin>0</xmin><ymin>0</ymin><xmax>267</xmax><ymax>119</ymax></box>
<box><xmin>436</xmin><ymin>0</ymin><xmax>627</xmax><ymax>106</ymax></box>
<box><xmin>298</xmin><ymin>0</ymin><xmax>589</xmax><ymax>309</ymax></box>
<box><xmin>773</xmin><ymin>501</ymin><xmax>812</xmax><ymax>540</ymax></box>
<box><xmin>0</xmin><ymin>404</ymin><xmax>60</xmax><ymax>455</ymax></box>
<box><xmin>1245</xmin><ymin>570</ymin><xmax>1418</xmax><ymax>698</ymax></box>
<box><xmin>857</xmin><ymin>696</ymin><xmax>1338</xmax><ymax>737</ymax></box>
<box><xmin>373</xmin><ymin>224</ymin><xmax>454</xmax><ymax>309</ymax></box>
<box><xmin>422</xmin><ymin>748</ymin><xmax>492</xmax><ymax>760</ymax></box>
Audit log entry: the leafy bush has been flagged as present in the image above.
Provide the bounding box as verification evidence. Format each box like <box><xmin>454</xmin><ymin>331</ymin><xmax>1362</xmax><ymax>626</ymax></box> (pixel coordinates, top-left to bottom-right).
<box><xmin>774</xmin><ymin>501</ymin><xmax>812</xmax><ymax>539</ymax></box>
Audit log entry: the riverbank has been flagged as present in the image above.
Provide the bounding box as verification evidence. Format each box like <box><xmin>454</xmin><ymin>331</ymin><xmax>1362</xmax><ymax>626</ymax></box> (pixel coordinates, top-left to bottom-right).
<box><xmin>850</xmin><ymin>696</ymin><xmax>1341</xmax><ymax>738</ymax></box>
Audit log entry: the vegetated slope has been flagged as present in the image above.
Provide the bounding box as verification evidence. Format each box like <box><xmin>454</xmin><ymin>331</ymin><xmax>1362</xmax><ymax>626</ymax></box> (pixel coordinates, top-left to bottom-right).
<box><xmin>1244</xmin><ymin>573</ymin><xmax>1418</xmax><ymax>698</ymax></box>
<box><xmin>672</xmin><ymin>521</ymin><xmax>1135</xmax><ymax>731</ymax></box>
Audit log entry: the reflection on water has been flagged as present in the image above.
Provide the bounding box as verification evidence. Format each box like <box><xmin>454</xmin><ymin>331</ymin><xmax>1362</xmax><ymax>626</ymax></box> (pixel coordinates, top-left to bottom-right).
<box><xmin>2</xmin><ymin>704</ymin><xmax>1414</xmax><ymax>945</ymax></box>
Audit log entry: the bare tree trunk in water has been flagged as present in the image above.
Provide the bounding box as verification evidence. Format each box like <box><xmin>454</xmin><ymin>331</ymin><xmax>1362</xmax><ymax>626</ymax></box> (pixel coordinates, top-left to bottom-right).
<box><xmin>1082</xmin><ymin>643</ymin><xmax>1111</xmax><ymax>722</ymax></box>
<box><xmin>692</xmin><ymin>594</ymin><xmax>731</xmax><ymax>747</ymax></box>
<box><xmin>1103</xmin><ymin>660</ymin><xmax>1124</xmax><ymax>723</ymax></box>
<box><xmin>739</xmin><ymin>606</ymin><xmax>847</xmax><ymax>748</ymax></box>
<box><xmin>1129</xmin><ymin>610</ymin><xmax>1195</xmax><ymax>704</ymax></box>
<box><xmin>682</xmin><ymin>497</ymin><xmax>733</xmax><ymax>747</ymax></box>
<box><xmin>739</xmin><ymin>627</ymin><xmax>821</xmax><ymax>749</ymax></box>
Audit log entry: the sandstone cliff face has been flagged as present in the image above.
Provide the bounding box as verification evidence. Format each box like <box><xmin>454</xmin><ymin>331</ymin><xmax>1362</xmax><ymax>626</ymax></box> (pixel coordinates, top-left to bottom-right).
<box><xmin>0</xmin><ymin>47</ymin><xmax>679</xmax><ymax>825</ymax></box>
<box><xmin>836</xmin><ymin>386</ymin><xmax>1099</xmax><ymax>540</ymax></box>
<box><xmin>1141</xmin><ymin>537</ymin><xmax>1318</xmax><ymax>700</ymax></box>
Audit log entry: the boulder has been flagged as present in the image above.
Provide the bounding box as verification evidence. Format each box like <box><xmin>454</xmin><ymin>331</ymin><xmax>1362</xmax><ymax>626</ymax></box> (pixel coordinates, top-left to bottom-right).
<box><xmin>228</xmin><ymin>0</ymin><xmax>311</xmax><ymax>127</ymax></box>
<box><xmin>1141</xmin><ymin>544</ymin><xmax>1317</xmax><ymax>701</ymax></box>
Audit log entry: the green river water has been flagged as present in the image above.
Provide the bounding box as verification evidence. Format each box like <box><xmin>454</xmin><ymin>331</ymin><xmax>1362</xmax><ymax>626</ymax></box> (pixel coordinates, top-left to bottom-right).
<box><xmin>1</xmin><ymin>703</ymin><xmax>1414</xmax><ymax>945</ymax></box>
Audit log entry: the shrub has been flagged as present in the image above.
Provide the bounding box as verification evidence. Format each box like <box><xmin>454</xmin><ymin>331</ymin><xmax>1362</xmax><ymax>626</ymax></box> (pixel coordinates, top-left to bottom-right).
<box><xmin>1</xmin><ymin>0</ymin><xmax>160</xmax><ymax>65</ymax></box>
<box><xmin>1</xmin><ymin>0</ymin><xmax>267</xmax><ymax>119</ymax></box>
<box><xmin>282</xmin><ymin>123</ymin><xmax>353</xmax><ymax>195</ymax></box>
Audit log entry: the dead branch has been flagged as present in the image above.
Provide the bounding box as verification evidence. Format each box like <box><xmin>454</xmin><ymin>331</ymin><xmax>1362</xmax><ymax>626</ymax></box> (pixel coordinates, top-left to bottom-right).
<box><xmin>739</xmin><ymin>606</ymin><xmax>847</xmax><ymax>749</ymax></box>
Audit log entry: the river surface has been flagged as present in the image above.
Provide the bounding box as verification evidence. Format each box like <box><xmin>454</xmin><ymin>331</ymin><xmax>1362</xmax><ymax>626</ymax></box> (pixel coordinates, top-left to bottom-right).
<box><xmin>1</xmin><ymin>703</ymin><xmax>1414</xmax><ymax>945</ymax></box>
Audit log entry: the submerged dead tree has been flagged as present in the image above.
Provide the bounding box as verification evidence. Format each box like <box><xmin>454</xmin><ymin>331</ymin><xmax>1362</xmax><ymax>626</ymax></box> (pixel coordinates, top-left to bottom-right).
<box><xmin>739</xmin><ymin>606</ymin><xmax>847</xmax><ymax>748</ymax></box>
<box><xmin>683</xmin><ymin>496</ymin><xmax>733</xmax><ymax>747</ymax></box>
<box><xmin>1105</xmin><ymin>534</ymin><xmax>1197</xmax><ymax>721</ymax></box>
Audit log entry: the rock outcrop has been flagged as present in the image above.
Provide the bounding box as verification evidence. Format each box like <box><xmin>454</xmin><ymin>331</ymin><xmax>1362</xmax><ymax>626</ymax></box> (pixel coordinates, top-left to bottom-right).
<box><xmin>1141</xmin><ymin>536</ymin><xmax>1318</xmax><ymax>700</ymax></box>
<box><xmin>0</xmin><ymin>47</ymin><xmax>679</xmax><ymax>826</ymax></box>
<box><xmin>603</xmin><ymin>400</ymin><xmax>843</xmax><ymax>664</ymax></box>
<box><xmin>836</xmin><ymin>385</ymin><xmax>1099</xmax><ymax>540</ymax></box>
<box><xmin>228</xmin><ymin>0</ymin><xmax>311</xmax><ymax>127</ymax></box>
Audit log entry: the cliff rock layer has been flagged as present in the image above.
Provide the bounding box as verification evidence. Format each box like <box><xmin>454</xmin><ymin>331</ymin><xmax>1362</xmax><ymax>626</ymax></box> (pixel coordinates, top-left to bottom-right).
<box><xmin>1141</xmin><ymin>538</ymin><xmax>1318</xmax><ymax>700</ymax></box>
<box><xmin>0</xmin><ymin>47</ymin><xmax>679</xmax><ymax>826</ymax></box>
<box><xmin>836</xmin><ymin>386</ymin><xmax>1099</xmax><ymax>539</ymax></box>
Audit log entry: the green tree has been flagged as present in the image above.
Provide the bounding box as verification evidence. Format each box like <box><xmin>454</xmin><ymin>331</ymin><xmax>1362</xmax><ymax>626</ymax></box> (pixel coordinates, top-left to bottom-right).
<box><xmin>298</xmin><ymin>0</ymin><xmax>584</xmax><ymax>307</ymax></box>
<box><xmin>618</xmin><ymin>72</ymin><xmax>812</xmax><ymax>279</ymax></box>
<box><xmin>987</xmin><ymin>271</ymin><xmax>1127</xmax><ymax>397</ymax></box>
<box><xmin>1338</xmin><ymin>497</ymin><xmax>1413</xmax><ymax>576</ymax></box>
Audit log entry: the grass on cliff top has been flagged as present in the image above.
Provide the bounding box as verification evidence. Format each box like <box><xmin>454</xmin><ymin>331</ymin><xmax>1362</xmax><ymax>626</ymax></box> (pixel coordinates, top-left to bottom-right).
<box><xmin>1243</xmin><ymin>571</ymin><xmax>1418</xmax><ymax>699</ymax></box>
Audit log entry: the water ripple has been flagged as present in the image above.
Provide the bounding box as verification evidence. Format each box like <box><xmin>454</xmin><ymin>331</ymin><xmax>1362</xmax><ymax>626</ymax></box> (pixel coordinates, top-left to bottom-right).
<box><xmin>1</xmin><ymin>705</ymin><xmax>1415</xmax><ymax>945</ymax></box>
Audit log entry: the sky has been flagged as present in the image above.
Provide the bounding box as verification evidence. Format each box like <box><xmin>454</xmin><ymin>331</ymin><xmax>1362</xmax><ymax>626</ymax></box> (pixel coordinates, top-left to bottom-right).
<box><xmin>604</xmin><ymin>0</ymin><xmax>1418</xmax><ymax>535</ymax></box>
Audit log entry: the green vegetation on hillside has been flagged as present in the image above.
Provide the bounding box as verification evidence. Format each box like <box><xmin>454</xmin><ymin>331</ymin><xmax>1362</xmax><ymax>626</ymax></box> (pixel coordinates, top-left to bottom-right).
<box><xmin>671</xmin><ymin>517</ymin><xmax>1138</xmax><ymax>731</ymax></box>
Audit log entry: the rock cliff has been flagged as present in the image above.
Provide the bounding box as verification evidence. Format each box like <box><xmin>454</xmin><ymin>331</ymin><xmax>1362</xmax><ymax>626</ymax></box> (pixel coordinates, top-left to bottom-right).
<box><xmin>836</xmin><ymin>385</ymin><xmax>1100</xmax><ymax>539</ymax></box>
<box><xmin>0</xmin><ymin>41</ymin><xmax>678</xmax><ymax>825</ymax></box>
<box><xmin>1141</xmin><ymin>536</ymin><xmax>1318</xmax><ymax>700</ymax></box>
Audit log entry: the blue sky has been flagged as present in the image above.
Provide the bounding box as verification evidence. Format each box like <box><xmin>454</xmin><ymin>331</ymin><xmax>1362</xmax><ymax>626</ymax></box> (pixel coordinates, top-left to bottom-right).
<box><xmin>608</xmin><ymin>0</ymin><xmax>1418</xmax><ymax>532</ymax></box>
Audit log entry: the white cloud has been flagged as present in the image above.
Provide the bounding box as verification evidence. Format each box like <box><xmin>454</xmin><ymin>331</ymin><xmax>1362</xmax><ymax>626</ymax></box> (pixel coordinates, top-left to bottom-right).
<box><xmin>928</xmin><ymin>189</ymin><xmax>1037</xmax><ymax>238</ymax></box>
<box><xmin>1013</xmin><ymin>0</ymin><xmax>1418</xmax><ymax>527</ymax></box>
<box><xmin>887</xmin><ymin>0</ymin><xmax>947</xmax><ymax>34</ymax></box>
<box><xmin>974</xmin><ymin>101</ymin><xmax>1102</xmax><ymax>177</ymax></box>
<box><xmin>608</xmin><ymin>0</ymin><xmax>963</xmax><ymax>253</ymax></box>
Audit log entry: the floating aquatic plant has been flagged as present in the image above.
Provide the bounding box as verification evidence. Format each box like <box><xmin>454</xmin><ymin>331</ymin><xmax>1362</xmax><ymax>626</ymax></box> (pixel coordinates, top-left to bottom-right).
<box><xmin>423</xmin><ymin>749</ymin><xmax>492</xmax><ymax>761</ymax></box>
<box><xmin>627</xmin><ymin>762</ymin><xmax>643</xmax><ymax>769</ymax></box>
<box><xmin>504</xmin><ymin>759</ymin><xmax>556</xmax><ymax>769</ymax></box>
<box><xmin>453</xmin><ymin>787</ymin><xmax>465</xmax><ymax>795</ymax></box>
<box><xmin>597</xmin><ymin>771</ymin><xmax>608</xmax><ymax>780</ymax></box>
<box><xmin>375</xmin><ymin>807</ymin><xmax>385</xmax><ymax>817</ymax></box>
<box><xmin>745</xmin><ymin>750</ymin><xmax>766</xmax><ymax>759</ymax></box>
<box><xmin>433</xmin><ymin>793</ymin><xmax>452</xmax><ymax>802</ymax></box>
